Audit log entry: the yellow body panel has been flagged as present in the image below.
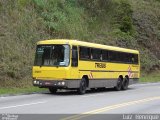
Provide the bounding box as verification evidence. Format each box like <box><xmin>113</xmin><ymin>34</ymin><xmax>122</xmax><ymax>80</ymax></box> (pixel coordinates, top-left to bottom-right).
<box><xmin>78</xmin><ymin>61</ymin><xmax>140</xmax><ymax>79</ymax></box>
<box><xmin>33</xmin><ymin>66</ymin><xmax>70</xmax><ymax>80</ymax></box>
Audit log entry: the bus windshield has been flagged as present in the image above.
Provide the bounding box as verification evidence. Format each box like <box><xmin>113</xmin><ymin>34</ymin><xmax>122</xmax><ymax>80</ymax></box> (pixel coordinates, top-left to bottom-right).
<box><xmin>34</xmin><ymin>45</ymin><xmax>70</xmax><ymax>66</ymax></box>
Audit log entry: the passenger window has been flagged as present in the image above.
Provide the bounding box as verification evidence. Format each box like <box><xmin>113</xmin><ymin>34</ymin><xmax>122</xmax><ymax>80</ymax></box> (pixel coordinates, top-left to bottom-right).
<box><xmin>79</xmin><ymin>47</ymin><xmax>90</xmax><ymax>60</ymax></box>
<box><xmin>108</xmin><ymin>51</ymin><xmax>117</xmax><ymax>61</ymax></box>
<box><xmin>102</xmin><ymin>50</ymin><xmax>109</xmax><ymax>61</ymax></box>
<box><xmin>91</xmin><ymin>49</ymin><xmax>101</xmax><ymax>60</ymax></box>
<box><xmin>132</xmin><ymin>54</ymin><xmax>138</xmax><ymax>64</ymax></box>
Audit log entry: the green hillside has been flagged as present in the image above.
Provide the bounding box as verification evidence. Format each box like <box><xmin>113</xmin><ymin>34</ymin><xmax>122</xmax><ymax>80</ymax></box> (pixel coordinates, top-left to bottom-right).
<box><xmin>0</xmin><ymin>0</ymin><xmax>160</xmax><ymax>88</ymax></box>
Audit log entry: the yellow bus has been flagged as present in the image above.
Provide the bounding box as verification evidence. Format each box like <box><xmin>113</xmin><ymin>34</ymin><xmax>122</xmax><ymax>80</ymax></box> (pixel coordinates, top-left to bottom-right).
<box><xmin>32</xmin><ymin>39</ymin><xmax>140</xmax><ymax>94</ymax></box>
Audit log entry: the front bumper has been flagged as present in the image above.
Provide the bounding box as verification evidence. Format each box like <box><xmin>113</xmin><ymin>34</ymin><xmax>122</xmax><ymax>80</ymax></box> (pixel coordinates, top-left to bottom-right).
<box><xmin>33</xmin><ymin>79</ymin><xmax>80</xmax><ymax>89</ymax></box>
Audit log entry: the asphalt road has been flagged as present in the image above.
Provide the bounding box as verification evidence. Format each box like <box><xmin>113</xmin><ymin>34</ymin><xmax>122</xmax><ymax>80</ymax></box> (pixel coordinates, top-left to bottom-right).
<box><xmin>0</xmin><ymin>82</ymin><xmax>160</xmax><ymax>120</ymax></box>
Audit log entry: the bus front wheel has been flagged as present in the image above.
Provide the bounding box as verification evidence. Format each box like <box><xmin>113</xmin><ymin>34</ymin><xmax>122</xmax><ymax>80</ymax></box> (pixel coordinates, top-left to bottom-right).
<box><xmin>115</xmin><ymin>77</ymin><xmax>122</xmax><ymax>91</ymax></box>
<box><xmin>77</xmin><ymin>78</ymin><xmax>87</xmax><ymax>95</ymax></box>
<box><xmin>49</xmin><ymin>87</ymin><xmax>57</xmax><ymax>94</ymax></box>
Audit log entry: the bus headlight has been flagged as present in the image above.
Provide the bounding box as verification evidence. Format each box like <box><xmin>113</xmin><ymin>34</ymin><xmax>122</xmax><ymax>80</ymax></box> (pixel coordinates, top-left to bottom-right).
<box><xmin>62</xmin><ymin>82</ymin><xmax>65</xmax><ymax>85</ymax></box>
<box><xmin>58</xmin><ymin>82</ymin><xmax>61</xmax><ymax>85</ymax></box>
<box><xmin>33</xmin><ymin>80</ymin><xmax>40</xmax><ymax>85</ymax></box>
<box><xmin>34</xmin><ymin>80</ymin><xmax>37</xmax><ymax>84</ymax></box>
<box><xmin>37</xmin><ymin>81</ymin><xmax>39</xmax><ymax>84</ymax></box>
<box><xmin>57</xmin><ymin>81</ymin><xmax>65</xmax><ymax>86</ymax></box>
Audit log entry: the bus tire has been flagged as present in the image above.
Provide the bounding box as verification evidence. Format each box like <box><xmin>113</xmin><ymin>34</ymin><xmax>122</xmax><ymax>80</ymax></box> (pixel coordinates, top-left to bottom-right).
<box><xmin>122</xmin><ymin>77</ymin><xmax>129</xmax><ymax>90</ymax></box>
<box><xmin>49</xmin><ymin>87</ymin><xmax>57</xmax><ymax>94</ymax></box>
<box><xmin>115</xmin><ymin>77</ymin><xmax>122</xmax><ymax>91</ymax></box>
<box><xmin>78</xmin><ymin>78</ymin><xmax>87</xmax><ymax>95</ymax></box>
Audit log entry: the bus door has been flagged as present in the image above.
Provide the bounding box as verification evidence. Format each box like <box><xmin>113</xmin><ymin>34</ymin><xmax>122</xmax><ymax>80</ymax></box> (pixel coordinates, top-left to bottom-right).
<box><xmin>71</xmin><ymin>46</ymin><xmax>79</xmax><ymax>79</ymax></box>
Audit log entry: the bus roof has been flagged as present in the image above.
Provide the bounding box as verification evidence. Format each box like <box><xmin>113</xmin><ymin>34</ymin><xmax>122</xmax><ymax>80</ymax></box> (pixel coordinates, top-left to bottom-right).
<box><xmin>37</xmin><ymin>39</ymin><xmax>139</xmax><ymax>54</ymax></box>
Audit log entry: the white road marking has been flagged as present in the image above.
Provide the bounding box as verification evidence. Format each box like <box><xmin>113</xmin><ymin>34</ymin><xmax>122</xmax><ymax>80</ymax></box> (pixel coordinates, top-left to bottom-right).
<box><xmin>0</xmin><ymin>101</ymin><xmax>47</xmax><ymax>110</ymax></box>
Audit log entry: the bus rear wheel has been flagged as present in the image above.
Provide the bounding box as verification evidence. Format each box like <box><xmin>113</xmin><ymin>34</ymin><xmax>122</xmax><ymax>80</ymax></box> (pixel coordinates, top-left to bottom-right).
<box><xmin>122</xmin><ymin>77</ymin><xmax>129</xmax><ymax>90</ymax></box>
<box><xmin>77</xmin><ymin>78</ymin><xmax>87</xmax><ymax>95</ymax></box>
<box><xmin>49</xmin><ymin>87</ymin><xmax>57</xmax><ymax>94</ymax></box>
<box><xmin>115</xmin><ymin>77</ymin><xmax>122</xmax><ymax>91</ymax></box>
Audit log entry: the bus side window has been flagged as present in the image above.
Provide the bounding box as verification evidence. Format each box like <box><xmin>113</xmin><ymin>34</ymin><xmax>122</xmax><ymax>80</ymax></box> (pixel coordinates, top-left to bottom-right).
<box><xmin>102</xmin><ymin>50</ymin><xmax>108</xmax><ymax>61</ymax></box>
<box><xmin>91</xmin><ymin>48</ymin><xmax>101</xmax><ymax>60</ymax></box>
<box><xmin>71</xmin><ymin>46</ymin><xmax>78</xmax><ymax>67</ymax></box>
<box><xmin>79</xmin><ymin>47</ymin><xmax>90</xmax><ymax>59</ymax></box>
<box><xmin>133</xmin><ymin>54</ymin><xmax>138</xmax><ymax>64</ymax></box>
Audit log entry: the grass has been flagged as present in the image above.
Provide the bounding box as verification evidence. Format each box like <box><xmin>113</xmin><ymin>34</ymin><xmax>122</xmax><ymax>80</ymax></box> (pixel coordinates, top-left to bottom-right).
<box><xmin>0</xmin><ymin>87</ymin><xmax>47</xmax><ymax>95</ymax></box>
<box><xmin>140</xmin><ymin>71</ymin><xmax>160</xmax><ymax>83</ymax></box>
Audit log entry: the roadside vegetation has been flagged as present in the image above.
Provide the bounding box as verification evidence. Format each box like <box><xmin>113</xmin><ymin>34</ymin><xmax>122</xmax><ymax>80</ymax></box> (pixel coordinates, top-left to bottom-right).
<box><xmin>140</xmin><ymin>71</ymin><xmax>160</xmax><ymax>83</ymax></box>
<box><xmin>0</xmin><ymin>0</ymin><xmax>160</xmax><ymax>94</ymax></box>
<box><xmin>0</xmin><ymin>87</ymin><xmax>46</xmax><ymax>95</ymax></box>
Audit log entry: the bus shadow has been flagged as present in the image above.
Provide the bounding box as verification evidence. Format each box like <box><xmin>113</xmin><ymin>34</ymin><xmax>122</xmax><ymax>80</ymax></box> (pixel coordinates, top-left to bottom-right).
<box><xmin>43</xmin><ymin>87</ymin><xmax>135</xmax><ymax>96</ymax></box>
